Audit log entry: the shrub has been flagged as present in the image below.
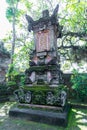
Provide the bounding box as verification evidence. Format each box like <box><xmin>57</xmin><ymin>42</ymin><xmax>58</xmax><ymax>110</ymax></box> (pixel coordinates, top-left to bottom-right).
<box><xmin>0</xmin><ymin>84</ymin><xmax>9</xmax><ymax>96</ymax></box>
<box><xmin>71</xmin><ymin>69</ymin><xmax>87</xmax><ymax>102</ymax></box>
<box><xmin>20</xmin><ymin>76</ymin><xmax>25</xmax><ymax>87</ymax></box>
<box><xmin>7</xmin><ymin>81</ymin><xmax>17</xmax><ymax>86</ymax></box>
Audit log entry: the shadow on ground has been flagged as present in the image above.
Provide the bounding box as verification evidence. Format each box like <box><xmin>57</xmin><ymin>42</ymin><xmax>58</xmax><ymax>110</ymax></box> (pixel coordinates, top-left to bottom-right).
<box><xmin>0</xmin><ymin>102</ymin><xmax>87</xmax><ymax>130</ymax></box>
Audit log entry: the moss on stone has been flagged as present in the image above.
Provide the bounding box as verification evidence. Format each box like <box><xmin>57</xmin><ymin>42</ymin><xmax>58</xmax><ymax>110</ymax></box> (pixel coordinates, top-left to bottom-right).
<box><xmin>27</xmin><ymin>65</ymin><xmax>58</xmax><ymax>73</ymax></box>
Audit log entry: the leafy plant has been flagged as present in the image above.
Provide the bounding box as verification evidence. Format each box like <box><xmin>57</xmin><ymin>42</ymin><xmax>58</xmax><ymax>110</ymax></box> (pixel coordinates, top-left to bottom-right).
<box><xmin>7</xmin><ymin>81</ymin><xmax>16</xmax><ymax>86</ymax></box>
<box><xmin>20</xmin><ymin>76</ymin><xmax>25</xmax><ymax>87</ymax></box>
<box><xmin>71</xmin><ymin>69</ymin><xmax>87</xmax><ymax>101</ymax></box>
<box><xmin>0</xmin><ymin>84</ymin><xmax>9</xmax><ymax>96</ymax></box>
<box><xmin>7</xmin><ymin>64</ymin><xmax>19</xmax><ymax>79</ymax></box>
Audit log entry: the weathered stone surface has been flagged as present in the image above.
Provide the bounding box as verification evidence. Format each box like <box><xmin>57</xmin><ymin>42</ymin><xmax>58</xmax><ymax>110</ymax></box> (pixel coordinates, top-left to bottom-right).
<box><xmin>0</xmin><ymin>42</ymin><xmax>10</xmax><ymax>83</ymax></box>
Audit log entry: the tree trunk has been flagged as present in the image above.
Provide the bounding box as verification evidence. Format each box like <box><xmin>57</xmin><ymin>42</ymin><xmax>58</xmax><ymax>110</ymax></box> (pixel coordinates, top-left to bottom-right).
<box><xmin>11</xmin><ymin>8</ymin><xmax>16</xmax><ymax>64</ymax></box>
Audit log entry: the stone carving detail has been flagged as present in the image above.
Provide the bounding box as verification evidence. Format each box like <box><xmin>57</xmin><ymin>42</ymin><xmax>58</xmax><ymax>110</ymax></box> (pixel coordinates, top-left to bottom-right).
<box><xmin>25</xmin><ymin>91</ymin><xmax>32</xmax><ymax>103</ymax></box>
<box><xmin>46</xmin><ymin>92</ymin><xmax>54</xmax><ymax>105</ymax></box>
<box><xmin>46</xmin><ymin>91</ymin><xmax>67</xmax><ymax>107</ymax></box>
<box><xmin>60</xmin><ymin>91</ymin><xmax>67</xmax><ymax>106</ymax></box>
<box><xmin>14</xmin><ymin>87</ymin><xmax>67</xmax><ymax>107</ymax></box>
<box><xmin>14</xmin><ymin>88</ymin><xmax>25</xmax><ymax>102</ymax></box>
<box><xmin>14</xmin><ymin>89</ymin><xmax>32</xmax><ymax>103</ymax></box>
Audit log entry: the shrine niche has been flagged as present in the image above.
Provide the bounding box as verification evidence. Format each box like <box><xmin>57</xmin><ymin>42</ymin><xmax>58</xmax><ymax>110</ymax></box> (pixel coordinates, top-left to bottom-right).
<box><xmin>35</xmin><ymin>30</ymin><xmax>50</xmax><ymax>52</ymax></box>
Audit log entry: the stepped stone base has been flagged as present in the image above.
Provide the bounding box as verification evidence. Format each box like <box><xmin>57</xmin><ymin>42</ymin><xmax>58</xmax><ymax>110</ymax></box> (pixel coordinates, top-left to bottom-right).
<box><xmin>0</xmin><ymin>97</ymin><xmax>9</xmax><ymax>102</ymax></box>
<box><xmin>9</xmin><ymin>104</ymin><xmax>71</xmax><ymax>127</ymax></box>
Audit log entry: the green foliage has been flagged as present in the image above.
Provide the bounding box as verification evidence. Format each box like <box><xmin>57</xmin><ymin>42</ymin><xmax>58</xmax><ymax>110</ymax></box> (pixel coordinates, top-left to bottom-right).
<box><xmin>6</xmin><ymin>7</ymin><xmax>23</xmax><ymax>22</ymax></box>
<box><xmin>24</xmin><ymin>0</ymin><xmax>33</xmax><ymax>9</ymax></box>
<box><xmin>20</xmin><ymin>76</ymin><xmax>25</xmax><ymax>87</ymax></box>
<box><xmin>6</xmin><ymin>80</ymin><xmax>18</xmax><ymax>94</ymax></box>
<box><xmin>13</xmin><ymin>43</ymin><xmax>32</xmax><ymax>71</ymax></box>
<box><xmin>60</xmin><ymin>0</ymin><xmax>87</xmax><ymax>32</ymax></box>
<box><xmin>7</xmin><ymin>81</ymin><xmax>16</xmax><ymax>86</ymax></box>
<box><xmin>6</xmin><ymin>7</ymin><xmax>14</xmax><ymax>17</ymax></box>
<box><xmin>71</xmin><ymin>69</ymin><xmax>87</xmax><ymax>101</ymax></box>
<box><xmin>0</xmin><ymin>84</ymin><xmax>9</xmax><ymax>96</ymax></box>
<box><xmin>6</xmin><ymin>64</ymin><xmax>20</xmax><ymax>93</ymax></box>
<box><xmin>6</xmin><ymin>0</ymin><xmax>19</xmax><ymax>5</ymax></box>
<box><xmin>7</xmin><ymin>64</ymin><xmax>19</xmax><ymax>79</ymax></box>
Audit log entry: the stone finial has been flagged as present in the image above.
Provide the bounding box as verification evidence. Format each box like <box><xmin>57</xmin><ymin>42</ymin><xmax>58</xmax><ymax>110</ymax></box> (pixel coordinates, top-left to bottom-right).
<box><xmin>25</xmin><ymin>14</ymin><xmax>34</xmax><ymax>32</ymax></box>
<box><xmin>42</xmin><ymin>10</ymin><xmax>49</xmax><ymax>18</ymax></box>
<box><xmin>52</xmin><ymin>4</ymin><xmax>59</xmax><ymax>16</ymax></box>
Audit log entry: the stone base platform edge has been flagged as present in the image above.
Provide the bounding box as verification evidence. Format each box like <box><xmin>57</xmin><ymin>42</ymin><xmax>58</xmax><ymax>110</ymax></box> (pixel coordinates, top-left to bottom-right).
<box><xmin>9</xmin><ymin>104</ymin><xmax>71</xmax><ymax>127</ymax></box>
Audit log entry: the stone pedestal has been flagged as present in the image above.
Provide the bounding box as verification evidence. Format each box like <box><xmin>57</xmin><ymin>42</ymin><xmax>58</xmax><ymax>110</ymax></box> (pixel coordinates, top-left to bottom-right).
<box><xmin>9</xmin><ymin>104</ymin><xmax>71</xmax><ymax>127</ymax></box>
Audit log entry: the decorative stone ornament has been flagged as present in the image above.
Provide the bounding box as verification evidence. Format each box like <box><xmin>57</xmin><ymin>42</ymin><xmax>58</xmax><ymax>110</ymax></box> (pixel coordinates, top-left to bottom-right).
<box><xmin>46</xmin><ymin>92</ymin><xmax>54</xmax><ymax>105</ymax></box>
<box><xmin>25</xmin><ymin>91</ymin><xmax>32</xmax><ymax>103</ymax></box>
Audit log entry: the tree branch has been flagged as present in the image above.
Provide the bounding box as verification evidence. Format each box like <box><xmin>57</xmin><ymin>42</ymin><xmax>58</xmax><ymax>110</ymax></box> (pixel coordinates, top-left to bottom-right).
<box><xmin>62</xmin><ymin>31</ymin><xmax>87</xmax><ymax>38</ymax></box>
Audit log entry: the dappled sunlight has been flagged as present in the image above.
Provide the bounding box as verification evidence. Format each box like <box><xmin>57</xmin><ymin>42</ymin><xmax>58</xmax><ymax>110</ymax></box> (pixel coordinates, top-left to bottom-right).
<box><xmin>78</xmin><ymin>125</ymin><xmax>87</xmax><ymax>130</ymax></box>
<box><xmin>78</xmin><ymin>119</ymin><xmax>87</xmax><ymax>124</ymax></box>
<box><xmin>71</xmin><ymin>109</ymin><xmax>87</xmax><ymax>130</ymax></box>
<box><xmin>75</xmin><ymin>109</ymin><xmax>87</xmax><ymax>116</ymax></box>
<box><xmin>0</xmin><ymin>102</ymin><xmax>16</xmax><ymax>123</ymax></box>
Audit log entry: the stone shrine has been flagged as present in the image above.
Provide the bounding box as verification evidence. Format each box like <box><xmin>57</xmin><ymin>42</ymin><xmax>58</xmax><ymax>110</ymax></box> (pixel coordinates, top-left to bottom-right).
<box><xmin>14</xmin><ymin>4</ymin><xmax>67</xmax><ymax>108</ymax></box>
<box><xmin>10</xmin><ymin>5</ymin><xmax>70</xmax><ymax>127</ymax></box>
<box><xmin>0</xmin><ymin>42</ymin><xmax>10</xmax><ymax>83</ymax></box>
<box><xmin>25</xmin><ymin>4</ymin><xmax>63</xmax><ymax>87</ymax></box>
